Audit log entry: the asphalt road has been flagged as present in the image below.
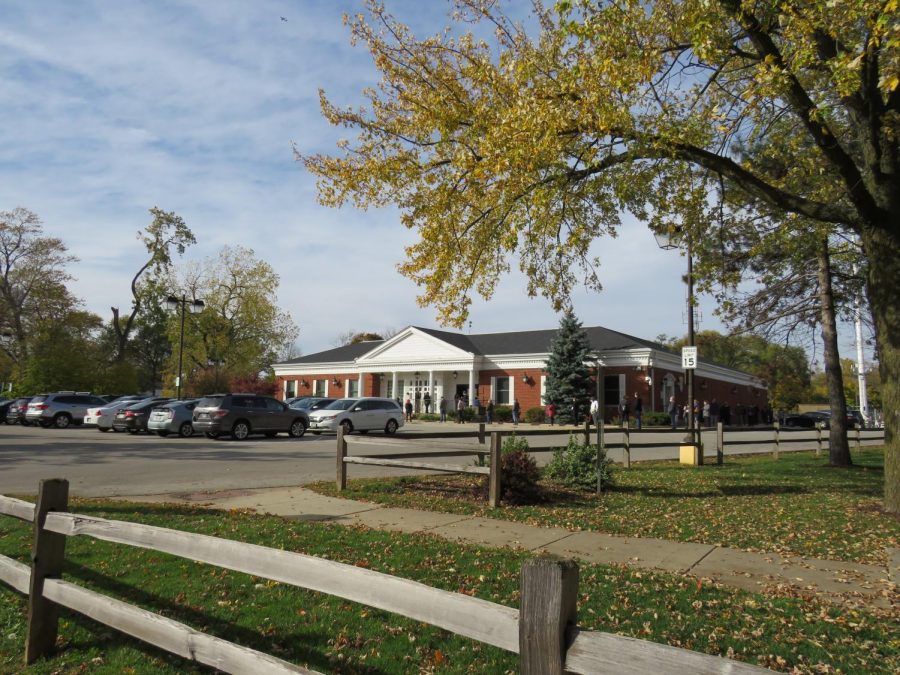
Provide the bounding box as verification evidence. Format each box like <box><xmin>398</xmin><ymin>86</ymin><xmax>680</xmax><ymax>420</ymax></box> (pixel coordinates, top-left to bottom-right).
<box><xmin>0</xmin><ymin>422</ymin><xmax>884</xmax><ymax>498</ymax></box>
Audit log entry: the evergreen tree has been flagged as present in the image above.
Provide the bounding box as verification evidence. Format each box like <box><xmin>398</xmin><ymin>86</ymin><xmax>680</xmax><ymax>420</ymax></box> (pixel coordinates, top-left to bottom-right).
<box><xmin>544</xmin><ymin>312</ymin><xmax>593</xmax><ymax>424</ymax></box>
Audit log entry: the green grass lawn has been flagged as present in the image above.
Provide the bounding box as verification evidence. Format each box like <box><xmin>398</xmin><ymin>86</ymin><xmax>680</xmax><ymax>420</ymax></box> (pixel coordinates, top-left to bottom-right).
<box><xmin>310</xmin><ymin>448</ymin><xmax>898</xmax><ymax>566</ymax></box>
<box><xmin>1</xmin><ymin>500</ymin><xmax>897</xmax><ymax>674</ymax></box>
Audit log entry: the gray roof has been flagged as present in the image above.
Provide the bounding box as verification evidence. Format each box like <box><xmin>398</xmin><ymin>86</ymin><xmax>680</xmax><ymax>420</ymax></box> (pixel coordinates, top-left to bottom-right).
<box><xmin>278</xmin><ymin>340</ymin><xmax>385</xmax><ymax>365</ymax></box>
<box><xmin>280</xmin><ymin>325</ymin><xmax>670</xmax><ymax>365</ymax></box>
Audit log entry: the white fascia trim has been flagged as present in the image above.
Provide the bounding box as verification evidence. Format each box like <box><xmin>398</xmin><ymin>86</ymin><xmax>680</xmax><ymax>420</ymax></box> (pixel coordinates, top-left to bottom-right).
<box><xmin>650</xmin><ymin>350</ymin><xmax>765</xmax><ymax>388</ymax></box>
<box><xmin>273</xmin><ymin>362</ymin><xmax>362</xmax><ymax>376</ymax></box>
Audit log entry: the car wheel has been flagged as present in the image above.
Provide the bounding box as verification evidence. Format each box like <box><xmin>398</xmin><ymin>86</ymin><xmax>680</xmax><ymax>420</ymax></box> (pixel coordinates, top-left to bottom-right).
<box><xmin>179</xmin><ymin>422</ymin><xmax>193</xmax><ymax>438</ymax></box>
<box><xmin>111</xmin><ymin>427</ymin><xmax>123</xmax><ymax>432</ymax></box>
<box><xmin>54</xmin><ymin>414</ymin><xmax>72</xmax><ymax>429</ymax></box>
<box><xmin>156</xmin><ymin>430</ymin><xmax>169</xmax><ymax>437</ymax></box>
<box><xmin>340</xmin><ymin>420</ymin><xmax>353</xmax><ymax>435</ymax></box>
<box><xmin>289</xmin><ymin>418</ymin><xmax>307</xmax><ymax>438</ymax></box>
<box><xmin>232</xmin><ymin>421</ymin><xmax>251</xmax><ymax>441</ymax></box>
<box><xmin>98</xmin><ymin>427</ymin><xmax>110</xmax><ymax>433</ymax></box>
<box><xmin>385</xmin><ymin>419</ymin><xmax>398</xmax><ymax>435</ymax></box>
<box><xmin>205</xmin><ymin>431</ymin><xmax>220</xmax><ymax>439</ymax></box>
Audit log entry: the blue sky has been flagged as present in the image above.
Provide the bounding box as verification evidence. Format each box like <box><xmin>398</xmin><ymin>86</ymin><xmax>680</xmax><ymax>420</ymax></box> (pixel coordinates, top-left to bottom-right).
<box><xmin>0</xmin><ymin>0</ymin><xmax>862</xmax><ymax>362</ymax></box>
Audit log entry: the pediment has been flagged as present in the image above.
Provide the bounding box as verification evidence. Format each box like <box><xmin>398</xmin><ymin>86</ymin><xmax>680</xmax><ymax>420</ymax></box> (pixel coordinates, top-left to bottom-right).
<box><xmin>357</xmin><ymin>327</ymin><xmax>472</xmax><ymax>364</ymax></box>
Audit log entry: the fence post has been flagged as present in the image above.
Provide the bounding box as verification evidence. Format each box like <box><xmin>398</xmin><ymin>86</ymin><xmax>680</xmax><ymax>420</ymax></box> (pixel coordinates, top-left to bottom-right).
<box><xmin>25</xmin><ymin>478</ymin><xmax>69</xmax><ymax>664</ymax></box>
<box><xmin>855</xmin><ymin>425</ymin><xmax>861</xmax><ymax>452</ymax></box>
<box><xmin>336</xmin><ymin>426</ymin><xmax>347</xmax><ymax>492</ymax></box>
<box><xmin>478</xmin><ymin>422</ymin><xmax>485</xmax><ymax>445</ymax></box>
<box><xmin>816</xmin><ymin>423</ymin><xmax>823</xmax><ymax>456</ymax></box>
<box><xmin>716</xmin><ymin>421</ymin><xmax>724</xmax><ymax>465</ymax></box>
<box><xmin>623</xmin><ymin>427</ymin><xmax>631</xmax><ymax>468</ymax></box>
<box><xmin>773</xmin><ymin>421</ymin><xmax>780</xmax><ymax>460</ymax></box>
<box><xmin>489</xmin><ymin>431</ymin><xmax>503</xmax><ymax>508</ymax></box>
<box><xmin>582</xmin><ymin>420</ymin><xmax>590</xmax><ymax>446</ymax></box>
<box><xmin>519</xmin><ymin>556</ymin><xmax>579</xmax><ymax>675</ymax></box>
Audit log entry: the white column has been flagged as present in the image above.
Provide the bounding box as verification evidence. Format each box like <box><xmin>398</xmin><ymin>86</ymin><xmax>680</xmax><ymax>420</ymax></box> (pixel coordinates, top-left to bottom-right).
<box><xmin>391</xmin><ymin>371</ymin><xmax>398</xmax><ymax>400</ymax></box>
<box><xmin>468</xmin><ymin>369</ymin><xmax>475</xmax><ymax>403</ymax></box>
<box><xmin>358</xmin><ymin>371</ymin><xmax>364</xmax><ymax>397</ymax></box>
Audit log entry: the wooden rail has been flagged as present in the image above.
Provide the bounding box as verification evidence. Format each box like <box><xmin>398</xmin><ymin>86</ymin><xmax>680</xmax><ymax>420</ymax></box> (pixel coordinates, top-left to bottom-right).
<box><xmin>1</xmin><ymin>480</ymin><xmax>771</xmax><ymax>674</ymax></box>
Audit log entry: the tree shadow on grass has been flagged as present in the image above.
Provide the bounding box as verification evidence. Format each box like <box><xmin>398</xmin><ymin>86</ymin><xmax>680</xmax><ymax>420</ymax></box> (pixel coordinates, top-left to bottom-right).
<box><xmin>58</xmin><ymin>560</ymin><xmax>387</xmax><ymax>675</ymax></box>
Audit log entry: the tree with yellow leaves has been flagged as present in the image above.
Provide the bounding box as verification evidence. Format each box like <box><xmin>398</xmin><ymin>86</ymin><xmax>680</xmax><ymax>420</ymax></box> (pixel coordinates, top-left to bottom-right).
<box><xmin>300</xmin><ymin>0</ymin><xmax>900</xmax><ymax>511</ymax></box>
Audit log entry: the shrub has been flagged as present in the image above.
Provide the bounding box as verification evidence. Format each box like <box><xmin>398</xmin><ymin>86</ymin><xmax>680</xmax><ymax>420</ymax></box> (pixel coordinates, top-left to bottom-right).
<box><xmin>495</xmin><ymin>434</ymin><xmax>542</xmax><ymax>504</ymax></box>
<box><xmin>545</xmin><ymin>435</ymin><xmax>614</xmax><ymax>491</ymax></box>
<box><xmin>493</xmin><ymin>405</ymin><xmax>513</xmax><ymax>423</ymax></box>
<box><xmin>641</xmin><ymin>411</ymin><xmax>670</xmax><ymax>426</ymax></box>
<box><xmin>524</xmin><ymin>406</ymin><xmax>546</xmax><ymax>424</ymax></box>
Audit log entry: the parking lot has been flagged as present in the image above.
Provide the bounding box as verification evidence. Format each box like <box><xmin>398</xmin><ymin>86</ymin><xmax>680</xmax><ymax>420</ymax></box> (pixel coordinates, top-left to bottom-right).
<box><xmin>0</xmin><ymin>423</ymin><xmax>380</xmax><ymax>498</ymax></box>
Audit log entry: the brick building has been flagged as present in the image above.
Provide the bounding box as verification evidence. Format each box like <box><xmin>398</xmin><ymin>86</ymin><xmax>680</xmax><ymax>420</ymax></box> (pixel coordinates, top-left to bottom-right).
<box><xmin>272</xmin><ymin>325</ymin><xmax>767</xmax><ymax>421</ymax></box>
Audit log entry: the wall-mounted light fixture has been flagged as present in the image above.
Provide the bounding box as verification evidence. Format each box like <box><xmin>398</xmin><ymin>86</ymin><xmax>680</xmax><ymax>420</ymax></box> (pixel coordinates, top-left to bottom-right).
<box><xmin>300</xmin><ymin>379</ymin><xmax>309</xmax><ymax>388</ymax></box>
<box><xmin>521</xmin><ymin>372</ymin><xmax>533</xmax><ymax>385</ymax></box>
<box><xmin>332</xmin><ymin>377</ymin><xmax>340</xmax><ymax>386</ymax></box>
<box><xmin>645</xmin><ymin>376</ymin><xmax>652</xmax><ymax>386</ymax></box>
<box><xmin>452</xmin><ymin>371</ymin><xmax>458</xmax><ymax>379</ymax></box>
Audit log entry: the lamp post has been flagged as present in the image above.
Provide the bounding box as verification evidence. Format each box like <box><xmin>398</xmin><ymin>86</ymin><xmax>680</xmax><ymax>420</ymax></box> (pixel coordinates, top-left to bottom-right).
<box><xmin>654</xmin><ymin>228</ymin><xmax>698</xmax><ymax>454</ymax></box>
<box><xmin>165</xmin><ymin>294</ymin><xmax>204</xmax><ymax>399</ymax></box>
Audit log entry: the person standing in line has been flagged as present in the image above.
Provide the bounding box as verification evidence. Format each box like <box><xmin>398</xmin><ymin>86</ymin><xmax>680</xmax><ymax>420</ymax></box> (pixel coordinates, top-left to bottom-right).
<box><xmin>619</xmin><ymin>395</ymin><xmax>630</xmax><ymax>427</ymax></box>
<box><xmin>439</xmin><ymin>396</ymin><xmax>447</xmax><ymax>422</ymax></box>
<box><xmin>456</xmin><ymin>396</ymin><xmax>465</xmax><ymax>423</ymax></box>
<box><xmin>589</xmin><ymin>397</ymin><xmax>599</xmax><ymax>427</ymax></box>
<box><xmin>486</xmin><ymin>399</ymin><xmax>494</xmax><ymax>424</ymax></box>
<box><xmin>667</xmin><ymin>395</ymin><xmax>678</xmax><ymax>429</ymax></box>
<box><xmin>709</xmin><ymin>398</ymin><xmax>719</xmax><ymax>427</ymax></box>
<box><xmin>546</xmin><ymin>401</ymin><xmax>556</xmax><ymax>426</ymax></box>
<box><xmin>702</xmin><ymin>400</ymin><xmax>711</xmax><ymax>427</ymax></box>
<box><xmin>404</xmin><ymin>398</ymin><xmax>413</xmax><ymax>422</ymax></box>
<box><xmin>512</xmin><ymin>398</ymin><xmax>521</xmax><ymax>426</ymax></box>
<box><xmin>633</xmin><ymin>392</ymin><xmax>643</xmax><ymax>430</ymax></box>
<box><xmin>423</xmin><ymin>391</ymin><xmax>431</xmax><ymax>414</ymax></box>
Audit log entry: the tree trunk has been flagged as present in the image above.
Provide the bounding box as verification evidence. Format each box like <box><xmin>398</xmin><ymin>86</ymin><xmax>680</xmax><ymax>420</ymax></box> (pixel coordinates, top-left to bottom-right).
<box><xmin>816</xmin><ymin>239</ymin><xmax>851</xmax><ymax>465</ymax></box>
<box><xmin>861</xmin><ymin>223</ymin><xmax>900</xmax><ymax>513</ymax></box>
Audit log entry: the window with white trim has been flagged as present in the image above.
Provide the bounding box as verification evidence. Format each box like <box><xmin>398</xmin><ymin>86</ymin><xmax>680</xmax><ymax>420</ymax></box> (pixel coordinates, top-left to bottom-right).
<box><xmin>495</xmin><ymin>376</ymin><xmax>510</xmax><ymax>405</ymax></box>
<box><xmin>348</xmin><ymin>379</ymin><xmax>359</xmax><ymax>397</ymax></box>
<box><xmin>285</xmin><ymin>380</ymin><xmax>296</xmax><ymax>398</ymax></box>
<box><xmin>314</xmin><ymin>379</ymin><xmax>326</xmax><ymax>397</ymax></box>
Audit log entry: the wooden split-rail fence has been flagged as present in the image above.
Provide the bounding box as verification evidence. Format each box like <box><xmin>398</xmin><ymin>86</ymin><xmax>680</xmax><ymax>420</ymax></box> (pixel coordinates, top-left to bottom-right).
<box><xmin>335</xmin><ymin>423</ymin><xmax>886</xmax><ymax>500</ymax></box>
<box><xmin>0</xmin><ymin>479</ymin><xmax>772</xmax><ymax>674</ymax></box>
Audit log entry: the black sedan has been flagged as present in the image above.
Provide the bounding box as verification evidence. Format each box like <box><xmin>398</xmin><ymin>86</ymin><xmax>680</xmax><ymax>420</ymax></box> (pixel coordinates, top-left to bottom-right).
<box><xmin>112</xmin><ymin>398</ymin><xmax>172</xmax><ymax>434</ymax></box>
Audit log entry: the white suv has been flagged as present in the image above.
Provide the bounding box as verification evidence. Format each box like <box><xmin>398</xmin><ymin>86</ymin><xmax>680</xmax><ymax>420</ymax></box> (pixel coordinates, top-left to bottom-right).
<box><xmin>307</xmin><ymin>397</ymin><xmax>404</xmax><ymax>435</ymax></box>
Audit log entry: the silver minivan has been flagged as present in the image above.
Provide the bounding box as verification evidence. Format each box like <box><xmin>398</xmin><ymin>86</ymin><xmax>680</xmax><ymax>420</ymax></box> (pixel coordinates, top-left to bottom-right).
<box><xmin>307</xmin><ymin>397</ymin><xmax>404</xmax><ymax>435</ymax></box>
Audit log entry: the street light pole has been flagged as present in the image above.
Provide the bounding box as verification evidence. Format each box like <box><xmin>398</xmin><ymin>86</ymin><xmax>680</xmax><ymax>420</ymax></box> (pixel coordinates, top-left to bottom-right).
<box><xmin>685</xmin><ymin>238</ymin><xmax>698</xmax><ymax>457</ymax></box>
<box><xmin>655</xmin><ymin>227</ymin><xmax>699</xmax><ymax>460</ymax></box>
<box><xmin>165</xmin><ymin>294</ymin><xmax>204</xmax><ymax>400</ymax></box>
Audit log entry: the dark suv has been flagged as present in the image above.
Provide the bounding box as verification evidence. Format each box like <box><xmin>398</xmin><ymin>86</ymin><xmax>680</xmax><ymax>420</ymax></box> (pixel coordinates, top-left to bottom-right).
<box><xmin>25</xmin><ymin>392</ymin><xmax>109</xmax><ymax>428</ymax></box>
<box><xmin>193</xmin><ymin>393</ymin><xmax>308</xmax><ymax>440</ymax></box>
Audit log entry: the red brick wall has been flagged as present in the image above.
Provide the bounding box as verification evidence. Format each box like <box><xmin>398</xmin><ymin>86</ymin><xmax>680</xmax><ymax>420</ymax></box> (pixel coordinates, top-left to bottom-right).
<box><xmin>275</xmin><ymin>374</ymin><xmax>380</xmax><ymax>401</ymax></box>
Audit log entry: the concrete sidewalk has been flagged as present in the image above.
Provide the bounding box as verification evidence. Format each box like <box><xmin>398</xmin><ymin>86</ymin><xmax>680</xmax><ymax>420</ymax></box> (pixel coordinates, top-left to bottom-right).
<box><xmin>128</xmin><ymin>485</ymin><xmax>897</xmax><ymax>612</ymax></box>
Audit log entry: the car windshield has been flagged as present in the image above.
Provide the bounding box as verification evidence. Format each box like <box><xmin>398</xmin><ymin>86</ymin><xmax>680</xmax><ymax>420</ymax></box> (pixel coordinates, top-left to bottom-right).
<box><xmin>324</xmin><ymin>399</ymin><xmax>358</xmax><ymax>411</ymax></box>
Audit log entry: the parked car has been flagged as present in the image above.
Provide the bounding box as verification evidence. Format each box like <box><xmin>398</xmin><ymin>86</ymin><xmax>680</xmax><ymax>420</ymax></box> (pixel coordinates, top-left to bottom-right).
<box><xmin>25</xmin><ymin>392</ymin><xmax>110</xmax><ymax>429</ymax></box>
<box><xmin>307</xmin><ymin>397</ymin><xmax>404</xmax><ymax>435</ymax></box>
<box><xmin>5</xmin><ymin>397</ymin><xmax>34</xmax><ymax>425</ymax></box>
<box><xmin>112</xmin><ymin>398</ymin><xmax>172</xmax><ymax>434</ymax></box>
<box><xmin>0</xmin><ymin>398</ymin><xmax>13</xmax><ymax>423</ymax></box>
<box><xmin>148</xmin><ymin>399</ymin><xmax>200</xmax><ymax>438</ymax></box>
<box><xmin>289</xmin><ymin>397</ymin><xmax>336</xmax><ymax>412</ymax></box>
<box><xmin>192</xmin><ymin>393</ymin><xmax>308</xmax><ymax>440</ymax></box>
<box><xmin>84</xmin><ymin>396</ymin><xmax>146</xmax><ymax>431</ymax></box>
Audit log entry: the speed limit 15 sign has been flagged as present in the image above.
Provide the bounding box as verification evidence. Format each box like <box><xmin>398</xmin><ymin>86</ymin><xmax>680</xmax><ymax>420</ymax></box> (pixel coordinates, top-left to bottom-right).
<box><xmin>681</xmin><ymin>346</ymin><xmax>698</xmax><ymax>369</ymax></box>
